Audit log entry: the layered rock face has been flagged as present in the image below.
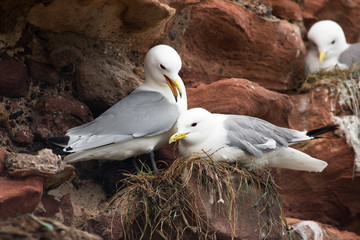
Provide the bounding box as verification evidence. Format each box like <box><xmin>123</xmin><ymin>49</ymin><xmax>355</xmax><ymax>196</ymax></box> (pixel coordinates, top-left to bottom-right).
<box><xmin>1</xmin><ymin>0</ymin><xmax>360</xmax><ymax>239</ymax></box>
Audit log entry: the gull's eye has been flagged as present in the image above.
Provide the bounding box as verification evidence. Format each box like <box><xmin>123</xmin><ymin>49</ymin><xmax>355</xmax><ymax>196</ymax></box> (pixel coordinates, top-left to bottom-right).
<box><xmin>191</xmin><ymin>122</ymin><xmax>197</xmax><ymax>127</ymax></box>
<box><xmin>160</xmin><ymin>64</ymin><xmax>166</xmax><ymax>69</ymax></box>
<box><xmin>331</xmin><ymin>40</ymin><xmax>336</xmax><ymax>44</ymax></box>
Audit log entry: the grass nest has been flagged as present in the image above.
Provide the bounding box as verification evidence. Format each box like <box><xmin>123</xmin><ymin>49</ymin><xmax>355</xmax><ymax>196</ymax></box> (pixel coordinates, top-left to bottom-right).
<box><xmin>300</xmin><ymin>66</ymin><xmax>360</xmax><ymax>116</ymax></box>
<box><xmin>106</xmin><ymin>156</ymin><xmax>282</xmax><ymax>240</ymax></box>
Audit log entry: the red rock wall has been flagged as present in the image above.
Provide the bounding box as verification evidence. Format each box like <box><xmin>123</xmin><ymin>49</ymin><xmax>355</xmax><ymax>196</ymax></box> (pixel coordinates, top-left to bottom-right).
<box><xmin>177</xmin><ymin>0</ymin><xmax>305</xmax><ymax>91</ymax></box>
<box><xmin>303</xmin><ymin>0</ymin><xmax>360</xmax><ymax>43</ymax></box>
<box><xmin>0</xmin><ymin>0</ymin><xmax>360</xmax><ymax>238</ymax></box>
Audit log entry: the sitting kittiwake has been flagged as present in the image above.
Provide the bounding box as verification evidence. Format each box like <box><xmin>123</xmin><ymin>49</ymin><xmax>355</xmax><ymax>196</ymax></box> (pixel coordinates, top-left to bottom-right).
<box><xmin>305</xmin><ymin>20</ymin><xmax>360</xmax><ymax>74</ymax></box>
<box><xmin>50</xmin><ymin>45</ymin><xmax>187</xmax><ymax>171</ymax></box>
<box><xmin>169</xmin><ymin>108</ymin><xmax>337</xmax><ymax>172</ymax></box>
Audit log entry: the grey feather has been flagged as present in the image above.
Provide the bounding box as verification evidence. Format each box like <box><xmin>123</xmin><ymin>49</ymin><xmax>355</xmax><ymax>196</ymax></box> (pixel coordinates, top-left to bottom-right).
<box><xmin>224</xmin><ymin>115</ymin><xmax>301</xmax><ymax>156</ymax></box>
<box><xmin>339</xmin><ymin>43</ymin><xmax>360</xmax><ymax>66</ymax></box>
<box><xmin>65</xmin><ymin>90</ymin><xmax>180</xmax><ymax>152</ymax></box>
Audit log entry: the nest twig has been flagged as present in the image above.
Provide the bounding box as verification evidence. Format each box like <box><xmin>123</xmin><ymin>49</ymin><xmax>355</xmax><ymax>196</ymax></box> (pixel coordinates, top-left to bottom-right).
<box><xmin>106</xmin><ymin>156</ymin><xmax>282</xmax><ymax>240</ymax></box>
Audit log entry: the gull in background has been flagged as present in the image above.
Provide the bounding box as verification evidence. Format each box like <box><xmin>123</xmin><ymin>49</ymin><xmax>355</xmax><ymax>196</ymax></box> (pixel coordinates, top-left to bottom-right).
<box><xmin>305</xmin><ymin>20</ymin><xmax>360</xmax><ymax>74</ymax></box>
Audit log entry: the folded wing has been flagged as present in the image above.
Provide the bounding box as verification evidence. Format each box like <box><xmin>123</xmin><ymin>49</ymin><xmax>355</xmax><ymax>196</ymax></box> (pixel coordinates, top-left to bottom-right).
<box><xmin>65</xmin><ymin>90</ymin><xmax>180</xmax><ymax>152</ymax></box>
<box><xmin>224</xmin><ymin>115</ymin><xmax>306</xmax><ymax>156</ymax></box>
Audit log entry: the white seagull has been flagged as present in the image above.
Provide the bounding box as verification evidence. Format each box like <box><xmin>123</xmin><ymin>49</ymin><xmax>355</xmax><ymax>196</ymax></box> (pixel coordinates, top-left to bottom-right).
<box><xmin>305</xmin><ymin>20</ymin><xmax>360</xmax><ymax>74</ymax></box>
<box><xmin>50</xmin><ymin>45</ymin><xmax>187</xmax><ymax>171</ymax></box>
<box><xmin>169</xmin><ymin>108</ymin><xmax>337</xmax><ymax>172</ymax></box>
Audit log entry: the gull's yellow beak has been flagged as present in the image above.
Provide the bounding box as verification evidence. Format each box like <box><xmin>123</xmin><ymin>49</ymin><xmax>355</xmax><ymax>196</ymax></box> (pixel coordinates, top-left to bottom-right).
<box><xmin>319</xmin><ymin>50</ymin><xmax>327</xmax><ymax>64</ymax></box>
<box><xmin>169</xmin><ymin>132</ymin><xmax>187</xmax><ymax>144</ymax></box>
<box><xmin>165</xmin><ymin>75</ymin><xmax>183</xmax><ymax>101</ymax></box>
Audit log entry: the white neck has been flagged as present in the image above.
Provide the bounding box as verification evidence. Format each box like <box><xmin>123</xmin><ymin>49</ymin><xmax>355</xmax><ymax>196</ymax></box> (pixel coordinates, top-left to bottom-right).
<box><xmin>138</xmin><ymin>77</ymin><xmax>188</xmax><ymax>112</ymax></box>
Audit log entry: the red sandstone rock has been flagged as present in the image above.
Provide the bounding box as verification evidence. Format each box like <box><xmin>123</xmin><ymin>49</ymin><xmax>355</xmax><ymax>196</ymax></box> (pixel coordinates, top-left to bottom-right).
<box><xmin>0</xmin><ymin>147</ymin><xmax>8</xmax><ymax>174</ymax></box>
<box><xmin>187</xmin><ymin>78</ymin><xmax>293</xmax><ymax>127</ymax></box>
<box><xmin>36</xmin><ymin>180</ymin><xmax>108</xmax><ymax>236</ymax></box>
<box><xmin>48</xmin><ymin>47</ymin><xmax>79</xmax><ymax>71</ymax></box>
<box><xmin>27</xmin><ymin>0</ymin><xmax>175</xmax><ymax>51</ymax></box>
<box><xmin>41</xmin><ymin>194</ymin><xmax>60</xmax><ymax>217</ymax></box>
<box><xmin>161</xmin><ymin>0</ymin><xmax>203</xmax><ymax>10</ymax></box>
<box><xmin>0</xmin><ymin>53</ymin><xmax>28</xmax><ymax>97</ymax></box>
<box><xmin>42</xmin><ymin>95</ymin><xmax>91</xmax><ymax>121</ymax></box>
<box><xmin>0</xmin><ymin>103</ymin><xmax>9</xmax><ymax>129</ymax></box>
<box><xmin>263</xmin><ymin>0</ymin><xmax>302</xmax><ymax>21</ymax></box>
<box><xmin>0</xmin><ymin>176</ymin><xmax>44</xmax><ymax>221</ymax></box>
<box><xmin>302</xmin><ymin>0</ymin><xmax>360</xmax><ymax>43</ymax></box>
<box><xmin>40</xmin><ymin>180</ymin><xmax>123</xmax><ymax>238</ymax></box>
<box><xmin>32</xmin><ymin>94</ymin><xmax>92</xmax><ymax>138</ymax></box>
<box><xmin>275</xmin><ymin>86</ymin><xmax>360</xmax><ymax>234</ymax></box>
<box><xmin>288</xmin><ymin>87</ymin><xmax>335</xmax><ymax>130</ymax></box>
<box><xmin>0</xmin><ymin>131</ymin><xmax>12</xmax><ymax>152</ymax></box>
<box><xmin>43</xmin><ymin>164</ymin><xmax>75</xmax><ymax>189</ymax></box>
<box><xmin>4</xmin><ymin>149</ymin><xmax>63</xmax><ymax>178</ymax></box>
<box><xmin>59</xmin><ymin>194</ymin><xmax>74</xmax><ymax>226</ymax></box>
<box><xmin>12</xmin><ymin>129</ymin><xmax>35</xmax><ymax>145</ymax></box>
<box><xmin>181</xmin><ymin>163</ymin><xmax>285</xmax><ymax>239</ymax></box>
<box><xmin>4</xmin><ymin>149</ymin><xmax>74</xmax><ymax>189</ymax></box>
<box><xmin>15</xmin><ymin>29</ymin><xmax>33</xmax><ymax>47</ymax></box>
<box><xmin>178</xmin><ymin>0</ymin><xmax>305</xmax><ymax>91</ymax></box>
<box><xmin>76</xmin><ymin>57</ymin><xmax>142</xmax><ymax>111</ymax></box>
<box><xmin>25</xmin><ymin>58</ymin><xmax>60</xmax><ymax>85</ymax></box>
<box><xmin>0</xmin><ymin>149</ymin><xmax>75</xmax><ymax>221</ymax></box>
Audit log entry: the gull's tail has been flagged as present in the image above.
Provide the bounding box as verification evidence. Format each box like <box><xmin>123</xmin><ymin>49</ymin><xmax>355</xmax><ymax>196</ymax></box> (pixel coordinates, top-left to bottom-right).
<box><xmin>306</xmin><ymin>125</ymin><xmax>338</xmax><ymax>138</ymax></box>
<box><xmin>268</xmin><ymin>148</ymin><xmax>328</xmax><ymax>172</ymax></box>
<box><xmin>271</xmin><ymin>124</ymin><xmax>337</xmax><ymax>172</ymax></box>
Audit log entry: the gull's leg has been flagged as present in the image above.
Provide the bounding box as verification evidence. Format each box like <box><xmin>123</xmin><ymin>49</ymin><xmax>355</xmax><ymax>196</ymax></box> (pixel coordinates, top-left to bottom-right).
<box><xmin>132</xmin><ymin>158</ymin><xmax>141</xmax><ymax>172</ymax></box>
<box><xmin>253</xmin><ymin>180</ymin><xmax>274</xmax><ymax>208</ymax></box>
<box><xmin>149</xmin><ymin>151</ymin><xmax>159</xmax><ymax>174</ymax></box>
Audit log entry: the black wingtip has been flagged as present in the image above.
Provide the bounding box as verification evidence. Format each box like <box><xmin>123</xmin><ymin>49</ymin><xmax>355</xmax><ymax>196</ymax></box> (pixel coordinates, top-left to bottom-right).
<box><xmin>306</xmin><ymin>124</ymin><xmax>339</xmax><ymax>137</ymax></box>
<box><xmin>52</xmin><ymin>149</ymin><xmax>67</xmax><ymax>155</ymax></box>
<box><xmin>47</xmin><ymin>136</ymin><xmax>70</xmax><ymax>147</ymax></box>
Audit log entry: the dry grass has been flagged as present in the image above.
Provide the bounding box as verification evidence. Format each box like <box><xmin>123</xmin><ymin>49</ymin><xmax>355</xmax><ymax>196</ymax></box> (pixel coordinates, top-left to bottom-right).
<box><xmin>106</xmin><ymin>156</ymin><xmax>281</xmax><ymax>240</ymax></box>
<box><xmin>301</xmin><ymin>66</ymin><xmax>359</xmax><ymax>89</ymax></box>
<box><xmin>300</xmin><ymin>66</ymin><xmax>360</xmax><ymax>116</ymax></box>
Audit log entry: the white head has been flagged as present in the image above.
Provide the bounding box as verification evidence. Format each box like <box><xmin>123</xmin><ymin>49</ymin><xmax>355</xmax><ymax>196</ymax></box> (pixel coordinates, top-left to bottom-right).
<box><xmin>169</xmin><ymin>108</ymin><xmax>213</xmax><ymax>145</ymax></box>
<box><xmin>144</xmin><ymin>45</ymin><xmax>183</xmax><ymax>100</ymax></box>
<box><xmin>307</xmin><ymin>20</ymin><xmax>348</xmax><ymax>64</ymax></box>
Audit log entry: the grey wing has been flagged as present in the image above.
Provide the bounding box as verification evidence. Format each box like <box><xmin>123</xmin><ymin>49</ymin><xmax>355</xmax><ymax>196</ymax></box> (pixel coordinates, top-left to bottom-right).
<box><xmin>339</xmin><ymin>43</ymin><xmax>360</xmax><ymax>66</ymax></box>
<box><xmin>224</xmin><ymin>115</ymin><xmax>301</xmax><ymax>157</ymax></box>
<box><xmin>65</xmin><ymin>90</ymin><xmax>180</xmax><ymax>152</ymax></box>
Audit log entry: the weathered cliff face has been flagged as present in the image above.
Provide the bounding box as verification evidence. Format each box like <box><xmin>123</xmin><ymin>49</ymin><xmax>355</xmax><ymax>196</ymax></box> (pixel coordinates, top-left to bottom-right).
<box><xmin>1</xmin><ymin>0</ymin><xmax>360</xmax><ymax>239</ymax></box>
<box><xmin>302</xmin><ymin>0</ymin><xmax>360</xmax><ymax>43</ymax></box>
<box><xmin>172</xmin><ymin>0</ymin><xmax>306</xmax><ymax>91</ymax></box>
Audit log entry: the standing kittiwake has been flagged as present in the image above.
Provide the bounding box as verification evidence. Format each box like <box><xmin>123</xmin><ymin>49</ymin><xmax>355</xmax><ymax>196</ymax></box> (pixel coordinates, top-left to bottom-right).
<box><xmin>169</xmin><ymin>108</ymin><xmax>337</xmax><ymax>172</ymax></box>
<box><xmin>50</xmin><ymin>45</ymin><xmax>187</xmax><ymax>170</ymax></box>
<box><xmin>305</xmin><ymin>20</ymin><xmax>360</xmax><ymax>74</ymax></box>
